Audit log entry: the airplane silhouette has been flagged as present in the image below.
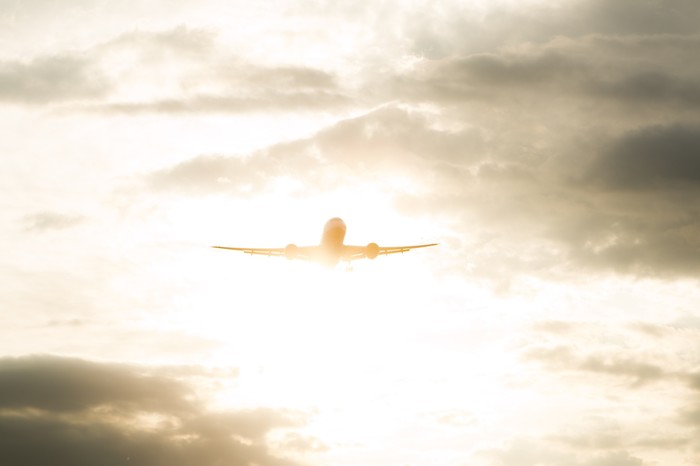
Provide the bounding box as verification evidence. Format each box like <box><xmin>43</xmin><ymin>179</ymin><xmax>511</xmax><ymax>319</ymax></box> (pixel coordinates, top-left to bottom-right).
<box><xmin>212</xmin><ymin>217</ymin><xmax>437</xmax><ymax>267</ymax></box>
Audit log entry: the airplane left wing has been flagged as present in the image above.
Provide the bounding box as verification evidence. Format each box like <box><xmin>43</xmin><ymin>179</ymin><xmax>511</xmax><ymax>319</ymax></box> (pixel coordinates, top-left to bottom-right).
<box><xmin>211</xmin><ymin>245</ymin><xmax>319</xmax><ymax>260</ymax></box>
<box><xmin>212</xmin><ymin>246</ymin><xmax>286</xmax><ymax>257</ymax></box>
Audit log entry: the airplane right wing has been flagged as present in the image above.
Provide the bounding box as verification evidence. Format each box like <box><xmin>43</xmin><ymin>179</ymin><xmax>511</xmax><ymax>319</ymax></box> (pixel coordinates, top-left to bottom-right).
<box><xmin>377</xmin><ymin>243</ymin><xmax>439</xmax><ymax>255</ymax></box>
<box><xmin>343</xmin><ymin>243</ymin><xmax>438</xmax><ymax>261</ymax></box>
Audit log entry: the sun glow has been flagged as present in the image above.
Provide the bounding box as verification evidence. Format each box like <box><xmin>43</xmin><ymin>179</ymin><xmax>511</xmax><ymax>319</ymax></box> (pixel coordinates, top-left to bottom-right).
<box><xmin>120</xmin><ymin>182</ymin><xmax>544</xmax><ymax>465</ymax></box>
<box><xmin>151</xmin><ymin>193</ymin><xmax>438</xmax><ymax>376</ymax></box>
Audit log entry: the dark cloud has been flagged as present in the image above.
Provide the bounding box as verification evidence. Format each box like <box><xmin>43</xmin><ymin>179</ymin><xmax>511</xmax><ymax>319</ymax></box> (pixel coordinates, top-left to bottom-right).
<box><xmin>564</xmin><ymin>210</ymin><xmax>700</xmax><ymax>277</ymax></box>
<box><xmin>587</xmin><ymin>125</ymin><xmax>700</xmax><ymax>189</ymax></box>
<box><xmin>0</xmin><ymin>355</ymin><xmax>304</xmax><ymax>466</ymax></box>
<box><xmin>0</xmin><ymin>355</ymin><xmax>190</xmax><ymax>413</ymax></box>
<box><xmin>0</xmin><ymin>414</ymin><xmax>299</xmax><ymax>466</ymax></box>
<box><xmin>562</xmin><ymin>124</ymin><xmax>700</xmax><ymax>275</ymax></box>
<box><xmin>403</xmin><ymin>0</ymin><xmax>700</xmax><ymax>58</ymax></box>
<box><xmin>400</xmin><ymin>34</ymin><xmax>700</xmax><ymax>117</ymax></box>
<box><xmin>580</xmin><ymin>0</ymin><xmax>700</xmax><ymax>36</ymax></box>
<box><xmin>401</xmin><ymin>51</ymin><xmax>582</xmax><ymax>103</ymax></box>
<box><xmin>589</xmin><ymin>71</ymin><xmax>700</xmax><ymax>109</ymax></box>
<box><xmin>392</xmin><ymin>35</ymin><xmax>700</xmax><ymax>279</ymax></box>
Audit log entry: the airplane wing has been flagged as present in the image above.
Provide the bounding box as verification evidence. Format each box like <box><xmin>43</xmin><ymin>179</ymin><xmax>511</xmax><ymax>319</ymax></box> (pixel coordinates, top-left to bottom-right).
<box><xmin>211</xmin><ymin>245</ymin><xmax>318</xmax><ymax>260</ymax></box>
<box><xmin>212</xmin><ymin>246</ymin><xmax>286</xmax><ymax>257</ymax></box>
<box><xmin>343</xmin><ymin>243</ymin><xmax>438</xmax><ymax>261</ymax></box>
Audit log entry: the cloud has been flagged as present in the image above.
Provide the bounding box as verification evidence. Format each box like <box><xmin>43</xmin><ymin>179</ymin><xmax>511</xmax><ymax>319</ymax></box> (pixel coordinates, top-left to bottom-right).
<box><xmin>565</xmin><ymin>125</ymin><xmax>700</xmax><ymax>275</ymax></box>
<box><xmin>8</xmin><ymin>8</ymin><xmax>700</xmax><ymax>281</ymax></box>
<box><xmin>531</xmin><ymin>321</ymin><xmax>578</xmax><ymax>335</ymax></box>
<box><xmin>390</xmin><ymin>34</ymin><xmax>700</xmax><ymax>279</ymax></box>
<box><xmin>1</xmin><ymin>26</ymin><xmax>353</xmax><ymax>114</ymax></box>
<box><xmin>146</xmin><ymin>106</ymin><xmax>484</xmax><ymax>195</ymax></box>
<box><xmin>400</xmin><ymin>34</ymin><xmax>700</xmax><ymax>117</ymax></box>
<box><xmin>142</xmin><ymin>94</ymin><xmax>700</xmax><ymax>280</ymax></box>
<box><xmin>22</xmin><ymin>211</ymin><xmax>86</xmax><ymax>232</ymax></box>
<box><xmin>523</xmin><ymin>346</ymin><xmax>669</xmax><ymax>387</ymax></box>
<box><xmin>0</xmin><ymin>55</ymin><xmax>110</xmax><ymax>104</ymax></box>
<box><xmin>522</xmin><ymin>343</ymin><xmax>700</xmax><ymax>396</ymax></box>
<box><xmin>424</xmin><ymin>409</ymin><xmax>475</xmax><ymax>427</ymax></box>
<box><xmin>680</xmin><ymin>373</ymin><xmax>700</xmax><ymax>432</ymax></box>
<box><xmin>89</xmin><ymin>90</ymin><xmax>351</xmax><ymax>115</ymax></box>
<box><xmin>522</xmin><ymin>320</ymin><xmax>700</xmax><ymax>450</ymax></box>
<box><xmin>399</xmin><ymin>51</ymin><xmax>583</xmax><ymax>103</ymax></box>
<box><xmin>401</xmin><ymin>0</ymin><xmax>700</xmax><ymax>58</ymax></box>
<box><xmin>0</xmin><ymin>355</ymin><xmax>189</xmax><ymax>413</ymax></box>
<box><xmin>374</xmin><ymin>5</ymin><xmax>700</xmax><ymax>282</ymax></box>
<box><xmin>480</xmin><ymin>437</ymin><xmax>649</xmax><ymax>466</ymax></box>
<box><xmin>588</xmin><ymin>71</ymin><xmax>700</xmax><ymax>109</ymax></box>
<box><xmin>670</xmin><ymin>314</ymin><xmax>700</xmax><ymax>330</ymax></box>
<box><xmin>579</xmin><ymin>0</ymin><xmax>700</xmax><ymax>36</ymax></box>
<box><xmin>581</xmin><ymin>450</ymin><xmax>647</xmax><ymax>466</ymax></box>
<box><xmin>274</xmin><ymin>432</ymin><xmax>329</xmax><ymax>453</ymax></box>
<box><xmin>587</xmin><ymin>125</ymin><xmax>700</xmax><ymax>189</ymax></box>
<box><xmin>0</xmin><ymin>355</ymin><xmax>304</xmax><ymax>466</ymax></box>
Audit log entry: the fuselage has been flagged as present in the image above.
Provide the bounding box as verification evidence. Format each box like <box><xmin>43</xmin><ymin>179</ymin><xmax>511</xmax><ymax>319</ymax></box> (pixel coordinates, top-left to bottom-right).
<box><xmin>319</xmin><ymin>217</ymin><xmax>347</xmax><ymax>266</ymax></box>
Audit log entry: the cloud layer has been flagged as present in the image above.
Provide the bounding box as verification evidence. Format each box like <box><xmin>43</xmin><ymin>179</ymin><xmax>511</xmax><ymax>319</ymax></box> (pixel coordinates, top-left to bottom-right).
<box><xmin>0</xmin><ymin>355</ymin><xmax>303</xmax><ymax>466</ymax></box>
<box><xmin>0</xmin><ymin>26</ymin><xmax>354</xmax><ymax>113</ymax></box>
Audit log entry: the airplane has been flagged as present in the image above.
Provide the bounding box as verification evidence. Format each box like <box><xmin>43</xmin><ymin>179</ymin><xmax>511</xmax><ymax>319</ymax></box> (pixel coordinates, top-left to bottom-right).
<box><xmin>212</xmin><ymin>217</ymin><xmax>437</xmax><ymax>268</ymax></box>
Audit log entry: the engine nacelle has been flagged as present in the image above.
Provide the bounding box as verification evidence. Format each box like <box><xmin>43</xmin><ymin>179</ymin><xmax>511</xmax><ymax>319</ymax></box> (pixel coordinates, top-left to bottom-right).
<box><xmin>285</xmin><ymin>243</ymin><xmax>299</xmax><ymax>260</ymax></box>
<box><xmin>365</xmin><ymin>242</ymin><xmax>380</xmax><ymax>260</ymax></box>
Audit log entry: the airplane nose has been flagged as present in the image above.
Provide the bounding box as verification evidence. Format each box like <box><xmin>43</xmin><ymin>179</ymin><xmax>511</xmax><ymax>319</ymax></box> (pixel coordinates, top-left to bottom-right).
<box><xmin>326</xmin><ymin>217</ymin><xmax>346</xmax><ymax>229</ymax></box>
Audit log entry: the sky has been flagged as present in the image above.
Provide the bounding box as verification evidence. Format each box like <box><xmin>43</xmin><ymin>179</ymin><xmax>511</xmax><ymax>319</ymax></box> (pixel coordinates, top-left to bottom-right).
<box><xmin>2</xmin><ymin>0</ymin><xmax>700</xmax><ymax>464</ymax></box>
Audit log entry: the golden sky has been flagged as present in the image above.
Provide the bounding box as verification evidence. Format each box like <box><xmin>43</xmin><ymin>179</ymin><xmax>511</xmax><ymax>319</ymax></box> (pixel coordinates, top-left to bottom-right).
<box><xmin>2</xmin><ymin>0</ymin><xmax>700</xmax><ymax>465</ymax></box>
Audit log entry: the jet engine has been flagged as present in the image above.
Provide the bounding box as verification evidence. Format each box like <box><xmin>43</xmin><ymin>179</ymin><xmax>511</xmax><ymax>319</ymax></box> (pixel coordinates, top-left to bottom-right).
<box><xmin>365</xmin><ymin>242</ymin><xmax>380</xmax><ymax>260</ymax></box>
<box><xmin>284</xmin><ymin>243</ymin><xmax>299</xmax><ymax>260</ymax></box>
